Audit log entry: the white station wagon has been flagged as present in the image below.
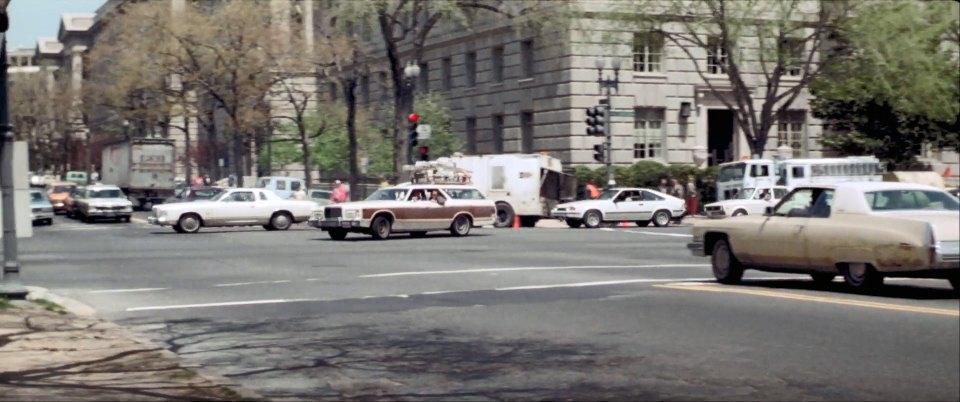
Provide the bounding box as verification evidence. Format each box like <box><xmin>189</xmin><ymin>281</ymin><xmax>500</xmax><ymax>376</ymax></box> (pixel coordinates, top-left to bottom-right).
<box><xmin>148</xmin><ymin>188</ymin><xmax>316</xmax><ymax>233</ymax></box>
<box><xmin>551</xmin><ymin>188</ymin><xmax>687</xmax><ymax>228</ymax></box>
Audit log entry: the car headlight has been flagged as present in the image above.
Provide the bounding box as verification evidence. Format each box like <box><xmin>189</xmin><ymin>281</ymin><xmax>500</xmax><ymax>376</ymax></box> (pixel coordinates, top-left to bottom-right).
<box><xmin>343</xmin><ymin>209</ymin><xmax>360</xmax><ymax>220</ymax></box>
<box><xmin>54</xmin><ymin>202</ymin><xmax>64</xmax><ymax>207</ymax></box>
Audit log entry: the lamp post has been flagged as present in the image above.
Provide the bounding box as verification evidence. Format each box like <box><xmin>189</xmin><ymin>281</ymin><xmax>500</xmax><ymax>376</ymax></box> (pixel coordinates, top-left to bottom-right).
<box><xmin>403</xmin><ymin>61</ymin><xmax>420</xmax><ymax>165</ymax></box>
<box><xmin>595</xmin><ymin>57</ymin><xmax>621</xmax><ymax>188</ymax></box>
<box><xmin>0</xmin><ymin>4</ymin><xmax>28</xmax><ymax>299</ymax></box>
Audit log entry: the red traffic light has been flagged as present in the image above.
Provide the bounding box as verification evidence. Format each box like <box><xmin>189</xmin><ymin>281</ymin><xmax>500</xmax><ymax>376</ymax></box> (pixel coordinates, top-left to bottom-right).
<box><xmin>408</xmin><ymin>113</ymin><xmax>420</xmax><ymax>123</ymax></box>
<box><xmin>418</xmin><ymin>146</ymin><xmax>429</xmax><ymax>155</ymax></box>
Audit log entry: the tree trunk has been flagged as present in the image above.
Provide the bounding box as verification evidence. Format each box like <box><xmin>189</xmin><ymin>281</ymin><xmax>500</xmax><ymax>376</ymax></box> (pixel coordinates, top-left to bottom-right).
<box><xmin>343</xmin><ymin>77</ymin><xmax>359</xmax><ymax>201</ymax></box>
<box><xmin>231</xmin><ymin>117</ymin><xmax>245</xmax><ymax>187</ymax></box>
<box><xmin>183</xmin><ymin>116</ymin><xmax>193</xmax><ymax>184</ymax></box>
<box><xmin>300</xmin><ymin>121</ymin><xmax>313</xmax><ymax>188</ymax></box>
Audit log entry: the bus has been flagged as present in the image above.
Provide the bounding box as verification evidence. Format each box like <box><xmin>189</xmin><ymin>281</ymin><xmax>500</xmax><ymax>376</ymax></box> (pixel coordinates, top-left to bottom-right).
<box><xmin>716</xmin><ymin>156</ymin><xmax>884</xmax><ymax>200</ymax></box>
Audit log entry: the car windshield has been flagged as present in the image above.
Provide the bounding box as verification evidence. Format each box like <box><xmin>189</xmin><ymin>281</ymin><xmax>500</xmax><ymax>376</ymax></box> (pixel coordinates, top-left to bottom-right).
<box><xmin>717</xmin><ymin>163</ymin><xmax>746</xmax><ymax>182</ymax></box>
<box><xmin>865</xmin><ymin>190</ymin><xmax>960</xmax><ymax>211</ymax></box>
<box><xmin>52</xmin><ymin>186</ymin><xmax>74</xmax><ymax>193</ymax></box>
<box><xmin>30</xmin><ymin>192</ymin><xmax>46</xmax><ymax>202</ymax></box>
<box><xmin>597</xmin><ymin>189</ymin><xmax>620</xmax><ymax>200</ymax></box>
<box><xmin>89</xmin><ymin>189</ymin><xmax>123</xmax><ymax>198</ymax></box>
<box><xmin>736</xmin><ymin>188</ymin><xmax>756</xmax><ymax>200</ymax></box>
<box><xmin>191</xmin><ymin>188</ymin><xmax>224</xmax><ymax>200</ymax></box>
<box><xmin>366</xmin><ymin>188</ymin><xmax>408</xmax><ymax>201</ymax></box>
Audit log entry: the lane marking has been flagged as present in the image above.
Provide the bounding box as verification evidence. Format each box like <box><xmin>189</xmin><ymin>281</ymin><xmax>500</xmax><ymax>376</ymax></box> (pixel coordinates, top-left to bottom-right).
<box><xmin>213</xmin><ymin>280</ymin><xmax>292</xmax><ymax>287</ymax></box>
<box><xmin>90</xmin><ymin>287</ymin><xmax>169</xmax><ymax>294</ymax></box>
<box><xmin>360</xmin><ymin>264</ymin><xmax>711</xmax><ymax>278</ymax></box>
<box><xmin>126</xmin><ymin>298</ymin><xmax>317</xmax><ymax>312</ymax></box>
<box><xmin>599</xmin><ymin>227</ymin><xmax>693</xmax><ymax>237</ymax></box>
<box><xmin>655</xmin><ymin>283</ymin><xmax>960</xmax><ymax>317</ymax></box>
<box><xmin>131</xmin><ymin>217</ymin><xmax>149</xmax><ymax>224</ymax></box>
<box><xmin>495</xmin><ymin>277</ymin><xmax>715</xmax><ymax>291</ymax></box>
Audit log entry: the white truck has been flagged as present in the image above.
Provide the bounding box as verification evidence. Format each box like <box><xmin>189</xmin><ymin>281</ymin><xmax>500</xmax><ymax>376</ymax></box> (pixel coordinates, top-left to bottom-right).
<box><xmin>433</xmin><ymin>154</ymin><xmax>576</xmax><ymax>227</ymax></box>
<box><xmin>101</xmin><ymin>138</ymin><xmax>177</xmax><ymax>211</ymax></box>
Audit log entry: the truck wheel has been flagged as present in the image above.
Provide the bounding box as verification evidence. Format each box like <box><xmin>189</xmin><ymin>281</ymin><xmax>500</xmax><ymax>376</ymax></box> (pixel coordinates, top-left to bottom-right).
<box><xmin>370</xmin><ymin>215</ymin><xmax>392</xmax><ymax>240</ymax></box>
<box><xmin>493</xmin><ymin>202</ymin><xmax>515</xmax><ymax>228</ymax></box>
<box><xmin>177</xmin><ymin>214</ymin><xmax>202</xmax><ymax>234</ymax></box>
<box><xmin>652</xmin><ymin>210</ymin><xmax>672</xmax><ymax>227</ymax></box>
<box><xmin>565</xmin><ymin>219</ymin><xmax>582</xmax><ymax>228</ymax></box>
<box><xmin>583</xmin><ymin>210</ymin><xmax>603</xmax><ymax>229</ymax></box>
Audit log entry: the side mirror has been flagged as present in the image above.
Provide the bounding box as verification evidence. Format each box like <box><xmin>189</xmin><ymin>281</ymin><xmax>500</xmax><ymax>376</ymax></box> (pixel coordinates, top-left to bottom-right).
<box><xmin>764</xmin><ymin>206</ymin><xmax>774</xmax><ymax>216</ymax></box>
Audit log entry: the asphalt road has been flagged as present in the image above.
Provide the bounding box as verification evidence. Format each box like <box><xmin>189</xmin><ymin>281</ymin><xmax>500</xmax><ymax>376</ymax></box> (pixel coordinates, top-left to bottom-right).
<box><xmin>8</xmin><ymin>212</ymin><xmax>960</xmax><ymax>401</ymax></box>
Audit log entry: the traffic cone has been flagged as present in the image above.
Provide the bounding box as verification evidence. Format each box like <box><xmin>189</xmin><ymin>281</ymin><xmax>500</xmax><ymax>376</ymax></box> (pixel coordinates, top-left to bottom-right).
<box><xmin>512</xmin><ymin>215</ymin><xmax>521</xmax><ymax>229</ymax></box>
<box><xmin>619</xmin><ymin>221</ymin><xmax>631</xmax><ymax>227</ymax></box>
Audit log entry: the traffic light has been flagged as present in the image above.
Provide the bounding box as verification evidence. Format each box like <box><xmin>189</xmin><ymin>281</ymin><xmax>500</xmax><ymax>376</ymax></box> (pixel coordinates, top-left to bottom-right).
<box><xmin>418</xmin><ymin>146</ymin><xmax>430</xmax><ymax>161</ymax></box>
<box><xmin>585</xmin><ymin>106</ymin><xmax>606</xmax><ymax>136</ymax></box>
<box><xmin>593</xmin><ymin>143</ymin><xmax>605</xmax><ymax>162</ymax></box>
<box><xmin>408</xmin><ymin>113</ymin><xmax>420</xmax><ymax>147</ymax></box>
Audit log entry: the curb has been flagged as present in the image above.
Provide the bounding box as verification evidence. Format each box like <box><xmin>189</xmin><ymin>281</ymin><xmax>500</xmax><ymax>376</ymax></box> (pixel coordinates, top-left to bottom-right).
<box><xmin>24</xmin><ymin>286</ymin><xmax>266</xmax><ymax>401</ymax></box>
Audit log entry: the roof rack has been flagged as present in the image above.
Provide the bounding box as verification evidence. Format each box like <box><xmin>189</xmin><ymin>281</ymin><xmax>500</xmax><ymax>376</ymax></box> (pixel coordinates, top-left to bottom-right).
<box><xmin>404</xmin><ymin>161</ymin><xmax>473</xmax><ymax>185</ymax></box>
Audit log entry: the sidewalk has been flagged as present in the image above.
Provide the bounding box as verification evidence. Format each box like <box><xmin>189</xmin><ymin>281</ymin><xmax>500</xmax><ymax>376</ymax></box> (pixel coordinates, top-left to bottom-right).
<box><xmin>0</xmin><ymin>288</ymin><xmax>263</xmax><ymax>401</ymax></box>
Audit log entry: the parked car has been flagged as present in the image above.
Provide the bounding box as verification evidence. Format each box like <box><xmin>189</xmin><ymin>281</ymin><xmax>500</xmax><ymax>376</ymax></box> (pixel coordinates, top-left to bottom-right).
<box><xmin>255</xmin><ymin>176</ymin><xmax>305</xmax><ymax>200</ymax></box>
<box><xmin>164</xmin><ymin>186</ymin><xmax>225</xmax><ymax>204</ymax></box>
<box><xmin>71</xmin><ymin>184</ymin><xmax>134</xmax><ymax>223</ymax></box>
<box><xmin>688</xmin><ymin>182</ymin><xmax>960</xmax><ymax>291</ymax></box>
<box><xmin>30</xmin><ymin>190</ymin><xmax>54</xmax><ymax>226</ymax></box>
<box><xmin>308</xmin><ymin>189</ymin><xmax>332</xmax><ymax>206</ymax></box>
<box><xmin>64</xmin><ymin>171</ymin><xmax>88</xmax><ymax>186</ymax></box>
<box><xmin>703</xmin><ymin>186</ymin><xmax>790</xmax><ymax>218</ymax></box>
<box><xmin>46</xmin><ymin>182</ymin><xmax>78</xmax><ymax>214</ymax></box>
<box><xmin>550</xmin><ymin>188</ymin><xmax>686</xmax><ymax>228</ymax></box>
<box><xmin>148</xmin><ymin>188</ymin><xmax>316</xmax><ymax>233</ymax></box>
<box><xmin>309</xmin><ymin>184</ymin><xmax>496</xmax><ymax>240</ymax></box>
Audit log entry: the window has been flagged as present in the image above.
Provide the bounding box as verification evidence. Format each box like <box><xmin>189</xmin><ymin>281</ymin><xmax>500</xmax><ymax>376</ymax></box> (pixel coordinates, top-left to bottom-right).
<box><xmin>777</xmin><ymin>111</ymin><xmax>805</xmax><ymax>157</ymax></box>
<box><xmin>641</xmin><ymin>190</ymin><xmax>665</xmax><ymax>201</ymax></box>
<box><xmin>781</xmin><ymin>38</ymin><xmax>804</xmax><ymax>76</ymax></box>
<box><xmin>774</xmin><ymin>188</ymin><xmax>816</xmax><ymax>216</ymax></box>
<box><xmin>791</xmin><ymin>166</ymin><xmax>805</xmax><ymax>178</ymax></box>
<box><xmin>361</xmin><ymin>75</ymin><xmax>370</xmax><ymax>104</ymax></box>
<box><xmin>773</xmin><ymin>188</ymin><xmax>788</xmax><ymax>199</ymax></box>
<box><xmin>276</xmin><ymin>180</ymin><xmax>287</xmax><ymax>191</ymax></box>
<box><xmin>445</xmin><ymin>188</ymin><xmax>485</xmax><ymax>200</ymax></box>
<box><xmin>633</xmin><ymin>32</ymin><xmax>663</xmax><ymax>72</ymax></box>
<box><xmin>491</xmin><ymin>114</ymin><xmax>504</xmax><ymax>153</ymax></box>
<box><xmin>465</xmin><ymin>117</ymin><xmax>477</xmax><ymax>154</ymax></box>
<box><xmin>750</xmin><ymin>165</ymin><xmax>770</xmax><ymax>177</ymax></box>
<box><xmin>442</xmin><ymin>57</ymin><xmax>452</xmax><ymax>90</ymax></box>
<box><xmin>616</xmin><ymin>190</ymin><xmax>641</xmax><ymax>202</ymax></box>
<box><xmin>520</xmin><ymin>111</ymin><xmax>534</xmax><ymax>153</ymax></box>
<box><xmin>865</xmin><ymin>190</ymin><xmax>959</xmax><ymax>211</ymax></box>
<box><xmin>521</xmin><ymin>39</ymin><xmax>534</xmax><ymax>78</ymax></box>
<box><xmin>634</xmin><ymin>108</ymin><xmax>665</xmax><ymax>159</ymax></box>
<box><xmin>259</xmin><ymin>192</ymin><xmax>268</xmax><ymax>201</ymax></box>
<box><xmin>228</xmin><ymin>192</ymin><xmax>255</xmax><ymax>202</ymax></box>
<box><xmin>465</xmin><ymin>51</ymin><xmax>477</xmax><ymax>87</ymax></box>
<box><xmin>707</xmin><ymin>36</ymin><xmax>728</xmax><ymax>74</ymax></box>
<box><xmin>492</xmin><ymin>46</ymin><xmax>504</xmax><ymax>82</ymax></box>
<box><xmin>418</xmin><ymin>62</ymin><xmax>429</xmax><ymax>92</ymax></box>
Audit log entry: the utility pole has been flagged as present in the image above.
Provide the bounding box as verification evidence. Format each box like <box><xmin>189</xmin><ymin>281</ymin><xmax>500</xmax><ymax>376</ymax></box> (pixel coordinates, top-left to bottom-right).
<box><xmin>0</xmin><ymin>3</ymin><xmax>28</xmax><ymax>299</ymax></box>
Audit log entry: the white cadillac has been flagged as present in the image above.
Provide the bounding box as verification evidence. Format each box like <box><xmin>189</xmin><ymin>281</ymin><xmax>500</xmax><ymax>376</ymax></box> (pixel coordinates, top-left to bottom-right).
<box><xmin>703</xmin><ymin>185</ymin><xmax>791</xmax><ymax>218</ymax></box>
<box><xmin>550</xmin><ymin>188</ymin><xmax>687</xmax><ymax>228</ymax></box>
<box><xmin>148</xmin><ymin>188</ymin><xmax>316</xmax><ymax>233</ymax></box>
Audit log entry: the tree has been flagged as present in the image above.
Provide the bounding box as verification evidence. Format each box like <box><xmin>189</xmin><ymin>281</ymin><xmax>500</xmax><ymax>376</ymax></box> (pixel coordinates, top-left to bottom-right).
<box><xmin>412</xmin><ymin>92</ymin><xmax>462</xmax><ymax>158</ymax></box>
<box><xmin>810</xmin><ymin>0</ymin><xmax>960</xmax><ymax>164</ymax></box>
<box><xmin>613</xmin><ymin>0</ymin><xmax>849</xmax><ymax>157</ymax></box>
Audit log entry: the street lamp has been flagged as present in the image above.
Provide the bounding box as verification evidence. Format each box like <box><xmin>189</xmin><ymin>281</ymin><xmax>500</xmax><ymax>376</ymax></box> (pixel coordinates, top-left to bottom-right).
<box><xmin>403</xmin><ymin>61</ymin><xmax>420</xmax><ymax>165</ymax></box>
<box><xmin>595</xmin><ymin>57</ymin><xmax>621</xmax><ymax>188</ymax></box>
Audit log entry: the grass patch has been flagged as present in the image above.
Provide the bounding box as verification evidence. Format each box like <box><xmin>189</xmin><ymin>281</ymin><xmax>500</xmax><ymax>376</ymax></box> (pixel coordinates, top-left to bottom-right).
<box><xmin>218</xmin><ymin>386</ymin><xmax>241</xmax><ymax>399</ymax></box>
<box><xmin>0</xmin><ymin>297</ymin><xmax>10</xmax><ymax>310</ymax></box>
<box><xmin>32</xmin><ymin>298</ymin><xmax>67</xmax><ymax>315</ymax></box>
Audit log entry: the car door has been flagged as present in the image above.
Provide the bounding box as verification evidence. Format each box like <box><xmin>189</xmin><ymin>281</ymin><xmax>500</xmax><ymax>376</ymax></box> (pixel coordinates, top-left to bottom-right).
<box><xmin>222</xmin><ymin>191</ymin><xmax>257</xmax><ymax>224</ymax></box>
<box><xmin>637</xmin><ymin>190</ymin><xmax>667</xmax><ymax>221</ymax></box>
<box><xmin>609</xmin><ymin>190</ymin><xmax>642</xmax><ymax>221</ymax></box>
<box><xmin>745</xmin><ymin>188</ymin><xmax>819</xmax><ymax>268</ymax></box>
<box><xmin>252</xmin><ymin>191</ymin><xmax>277</xmax><ymax>224</ymax></box>
<box><xmin>798</xmin><ymin>190</ymin><xmax>837</xmax><ymax>270</ymax></box>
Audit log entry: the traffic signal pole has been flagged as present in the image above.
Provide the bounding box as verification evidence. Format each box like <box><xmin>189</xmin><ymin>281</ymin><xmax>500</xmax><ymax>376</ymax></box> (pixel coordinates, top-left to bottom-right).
<box><xmin>603</xmin><ymin>91</ymin><xmax>613</xmax><ymax>188</ymax></box>
<box><xmin>0</xmin><ymin>8</ymin><xmax>27</xmax><ymax>299</ymax></box>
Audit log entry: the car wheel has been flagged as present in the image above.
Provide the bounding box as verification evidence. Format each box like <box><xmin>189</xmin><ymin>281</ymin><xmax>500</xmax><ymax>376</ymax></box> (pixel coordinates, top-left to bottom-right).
<box><xmin>370</xmin><ymin>215</ymin><xmax>392</xmax><ymax>240</ymax></box>
<box><xmin>450</xmin><ymin>215</ymin><xmax>472</xmax><ymax>237</ymax></box>
<box><xmin>45</xmin><ymin>219</ymin><xmax>53</xmax><ymax>226</ymax></box>
<box><xmin>493</xmin><ymin>202</ymin><xmax>515</xmax><ymax>228</ymax></box>
<box><xmin>711</xmin><ymin>238</ymin><xmax>744</xmax><ymax>284</ymax></box>
<box><xmin>410</xmin><ymin>231</ymin><xmax>428</xmax><ymax>238</ymax></box>
<box><xmin>810</xmin><ymin>273</ymin><xmax>836</xmax><ymax>285</ymax></box>
<box><xmin>652</xmin><ymin>210</ymin><xmax>672</xmax><ymax>227</ymax></box>
<box><xmin>173</xmin><ymin>224</ymin><xmax>186</xmax><ymax>234</ymax></box>
<box><xmin>565</xmin><ymin>219</ymin><xmax>583</xmax><ymax>228</ymax></box>
<box><xmin>328</xmin><ymin>229</ymin><xmax>348</xmax><ymax>240</ymax></box>
<box><xmin>269</xmin><ymin>212</ymin><xmax>293</xmax><ymax>231</ymax></box>
<box><xmin>635</xmin><ymin>220</ymin><xmax>651</xmax><ymax>227</ymax></box>
<box><xmin>140</xmin><ymin>201</ymin><xmax>153</xmax><ymax>211</ymax></box>
<box><xmin>583</xmin><ymin>210</ymin><xmax>603</xmax><ymax>229</ymax></box>
<box><xmin>177</xmin><ymin>214</ymin><xmax>202</xmax><ymax>234</ymax></box>
<box><xmin>842</xmin><ymin>263</ymin><xmax>883</xmax><ymax>291</ymax></box>
<box><xmin>731</xmin><ymin>210</ymin><xmax>747</xmax><ymax>217</ymax></box>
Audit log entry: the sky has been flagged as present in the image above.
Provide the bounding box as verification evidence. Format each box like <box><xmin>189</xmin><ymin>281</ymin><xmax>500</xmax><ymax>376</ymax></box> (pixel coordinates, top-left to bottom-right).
<box><xmin>7</xmin><ymin>0</ymin><xmax>106</xmax><ymax>50</ymax></box>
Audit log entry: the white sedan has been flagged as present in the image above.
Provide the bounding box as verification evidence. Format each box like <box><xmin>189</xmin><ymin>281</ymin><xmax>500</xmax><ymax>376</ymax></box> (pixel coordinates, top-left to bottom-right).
<box><xmin>148</xmin><ymin>188</ymin><xmax>317</xmax><ymax>233</ymax></box>
<box><xmin>551</xmin><ymin>188</ymin><xmax>687</xmax><ymax>228</ymax></box>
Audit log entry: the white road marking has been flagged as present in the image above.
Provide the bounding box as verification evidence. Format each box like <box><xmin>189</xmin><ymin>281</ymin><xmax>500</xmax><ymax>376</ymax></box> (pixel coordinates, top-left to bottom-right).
<box><xmin>90</xmin><ymin>287</ymin><xmax>169</xmax><ymax>294</ymax></box>
<box><xmin>360</xmin><ymin>264</ymin><xmax>711</xmax><ymax>278</ymax></box>
<box><xmin>599</xmin><ymin>227</ymin><xmax>693</xmax><ymax>237</ymax></box>
<box><xmin>126</xmin><ymin>298</ymin><xmax>317</xmax><ymax>312</ymax></box>
<box><xmin>131</xmin><ymin>217</ymin><xmax>149</xmax><ymax>224</ymax></box>
<box><xmin>494</xmin><ymin>277</ymin><xmax>716</xmax><ymax>291</ymax></box>
<box><xmin>213</xmin><ymin>280</ymin><xmax>292</xmax><ymax>287</ymax></box>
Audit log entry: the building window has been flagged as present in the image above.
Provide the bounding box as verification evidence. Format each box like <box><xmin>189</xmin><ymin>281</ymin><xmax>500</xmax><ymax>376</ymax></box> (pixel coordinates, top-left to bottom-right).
<box><xmin>465</xmin><ymin>51</ymin><xmax>477</xmax><ymax>87</ymax></box>
<box><xmin>521</xmin><ymin>39</ymin><xmax>534</xmax><ymax>78</ymax></box>
<box><xmin>491</xmin><ymin>114</ymin><xmax>504</xmax><ymax>153</ymax></box>
<box><xmin>520</xmin><ymin>111</ymin><xmax>534</xmax><ymax>153</ymax></box>
<box><xmin>781</xmin><ymin>38</ymin><xmax>804</xmax><ymax>76</ymax></box>
<box><xmin>465</xmin><ymin>117</ymin><xmax>477</xmax><ymax>154</ymax></box>
<box><xmin>360</xmin><ymin>75</ymin><xmax>370</xmax><ymax>104</ymax></box>
<box><xmin>707</xmin><ymin>36</ymin><xmax>728</xmax><ymax>75</ymax></box>
<box><xmin>633</xmin><ymin>32</ymin><xmax>663</xmax><ymax>72</ymax></box>
<box><xmin>442</xmin><ymin>57</ymin><xmax>452</xmax><ymax>90</ymax></box>
<box><xmin>634</xmin><ymin>108</ymin><xmax>665</xmax><ymax>160</ymax></box>
<box><xmin>418</xmin><ymin>62</ymin><xmax>428</xmax><ymax>93</ymax></box>
<box><xmin>492</xmin><ymin>46</ymin><xmax>504</xmax><ymax>82</ymax></box>
<box><xmin>777</xmin><ymin>111</ymin><xmax>806</xmax><ymax>157</ymax></box>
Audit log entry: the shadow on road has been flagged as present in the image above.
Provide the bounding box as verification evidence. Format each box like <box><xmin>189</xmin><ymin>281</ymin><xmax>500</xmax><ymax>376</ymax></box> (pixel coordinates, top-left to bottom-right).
<box><xmin>311</xmin><ymin>233</ymin><xmax>492</xmax><ymax>242</ymax></box>
<box><xmin>736</xmin><ymin>278</ymin><xmax>959</xmax><ymax>300</ymax></box>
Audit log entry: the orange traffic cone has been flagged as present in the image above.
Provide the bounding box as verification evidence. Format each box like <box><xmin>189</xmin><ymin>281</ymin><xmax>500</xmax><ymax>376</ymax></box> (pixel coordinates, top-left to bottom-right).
<box><xmin>619</xmin><ymin>221</ymin><xmax>631</xmax><ymax>227</ymax></box>
<box><xmin>512</xmin><ymin>215</ymin><xmax>521</xmax><ymax>229</ymax></box>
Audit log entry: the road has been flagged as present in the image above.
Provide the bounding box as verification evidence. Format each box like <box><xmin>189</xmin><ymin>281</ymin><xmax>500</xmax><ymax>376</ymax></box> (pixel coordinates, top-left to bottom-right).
<box><xmin>9</xmin><ymin>212</ymin><xmax>960</xmax><ymax>401</ymax></box>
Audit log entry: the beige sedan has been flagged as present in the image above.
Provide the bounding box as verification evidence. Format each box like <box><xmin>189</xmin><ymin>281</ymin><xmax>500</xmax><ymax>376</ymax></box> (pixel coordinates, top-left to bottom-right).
<box><xmin>688</xmin><ymin>182</ymin><xmax>960</xmax><ymax>291</ymax></box>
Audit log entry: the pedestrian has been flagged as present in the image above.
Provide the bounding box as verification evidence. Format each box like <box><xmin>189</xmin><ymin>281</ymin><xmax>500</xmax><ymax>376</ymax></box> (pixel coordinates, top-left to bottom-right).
<box><xmin>330</xmin><ymin>180</ymin><xmax>348</xmax><ymax>203</ymax></box>
<box><xmin>586</xmin><ymin>180</ymin><xmax>600</xmax><ymax>200</ymax></box>
<box><xmin>658</xmin><ymin>178</ymin><xmax>670</xmax><ymax>194</ymax></box>
<box><xmin>203</xmin><ymin>174</ymin><xmax>212</xmax><ymax>186</ymax></box>
<box><xmin>685</xmin><ymin>175</ymin><xmax>698</xmax><ymax>215</ymax></box>
<box><xmin>291</xmin><ymin>187</ymin><xmax>307</xmax><ymax>200</ymax></box>
<box><xmin>192</xmin><ymin>175</ymin><xmax>204</xmax><ymax>188</ymax></box>
<box><xmin>670</xmin><ymin>179</ymin><xmax>684</xmax><ymax>198</ymax></box>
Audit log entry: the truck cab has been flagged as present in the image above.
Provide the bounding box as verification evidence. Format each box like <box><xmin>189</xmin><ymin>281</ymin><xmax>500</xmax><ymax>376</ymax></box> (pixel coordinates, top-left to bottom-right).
<box><xmin>256</xmin><ymin>176</ymin><xmax>306</xmax><ymax>199</ymax></box>
<box><xmin>65</xmin><ymin>171</ymin><xmax>88</xmax><ymax>186</ymax></box>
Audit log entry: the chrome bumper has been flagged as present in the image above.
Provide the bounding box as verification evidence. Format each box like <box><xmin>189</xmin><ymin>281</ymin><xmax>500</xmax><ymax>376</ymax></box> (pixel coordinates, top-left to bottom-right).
<box><xmin>310</xmin><ymin>218</ymin><xmax>363</xmax><ymax>229</ymax></box>
<box><xmin>687</xmin><ymin>241</ymin><xmax>706</xmax><ymax>257</ymax></box>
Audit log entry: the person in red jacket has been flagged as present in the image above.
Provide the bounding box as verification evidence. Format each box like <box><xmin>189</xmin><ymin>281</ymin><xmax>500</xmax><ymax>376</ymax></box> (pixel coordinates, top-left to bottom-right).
<box><xmin>330</xmin><ymin>180</ymin><xmax>348</xmax><ymax>203</ymax></box>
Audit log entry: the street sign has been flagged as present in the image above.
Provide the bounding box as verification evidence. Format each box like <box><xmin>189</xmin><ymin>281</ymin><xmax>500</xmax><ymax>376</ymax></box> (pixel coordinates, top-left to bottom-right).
<box><xmin>609</xmin><ymin>110</ymin><xmax>634</xmax><ymax>118</ymax></box>
<box><xmin>416</xmin><ymin>124</ymin><xmax>432</xmax><ymax>139</ymax></box>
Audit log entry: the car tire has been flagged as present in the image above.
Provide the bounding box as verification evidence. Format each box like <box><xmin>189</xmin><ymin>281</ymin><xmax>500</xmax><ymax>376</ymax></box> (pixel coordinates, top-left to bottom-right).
<box><xmin>410</xmin><ymin>231</ymin><xmax>428</xmax><ymax>238</ymax></box>
<box><xmin>494</xmin><ymin>202</ymin><xmax>515</xmax><ymax>228</ymax></box>
<box><xmin>520</xmin><ymin>216</ymin><xmax>539</xmax><ymax>228</ymax></box>
<box><xmin>450</xmin><ymin>215</ymin><xmax>472</xmax><ymax>237</ymax></box>
<box><xmin>711</xmin><ymin>238</ymin><xmax>744</xmax><ymax>284</ymax></box>
<box><xmin>45</xmin><ymin>219</ymin><xmax>53</xmax><ymax>226</ymax></box>
<box><xmin>177</xmin><ymin>214</ymin><xmax>202</xmax><ymax>234</ymax></box>
<box><xmin>140</xmin><ymin>201</ymin><xmax>153</xmax><ymax>212</ymax></box>
<box><xmin>269</xmin><ymin>212</ymin><xmax>293</xmax><ymax>231</ymax></box>
<box><xmin>328</xmin><ymin>229</ymin><xmax>348</xmax><ymax>240</ymax></box>
<box><xmin>731</xmin><ymin>210</ymin><xmax>747</xmax><ymax>217</ymax></box>
<box><xmin>636</xmin><ymin>220</ymin><xmax>651</xmax><ymax>227</ymax></box>
<box><xmin>810</xmin><ymin>273</ymin><xmax>836</xmax><ymax>285</ymax></box>
<box><xmin>565</xmin><ymin>219</ymin><xmax>583</xmax><ymax>228</ymax></box>
<box><xmin>652</xmin><ymin>210</ymin><xmax>672</xmax><ymax>227</ymax></box>
<box><xmin>370</xmin><ymin>215</ymin><xmax>392</xmax><ymax>240</ymax></box>
<box><xmin>583</xmin><ymin>210</ymin><xmax>603</xmax><ymax>229</ymax></box>
<box><xmin>841</xmin><ymin>263</ymin><xmax>883</xmax><ymax>291</ymax></box>
<box><xmin>173</xmin><ymin>224</ymin><xmax>186</xmax><ymax>234</ymax></box>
